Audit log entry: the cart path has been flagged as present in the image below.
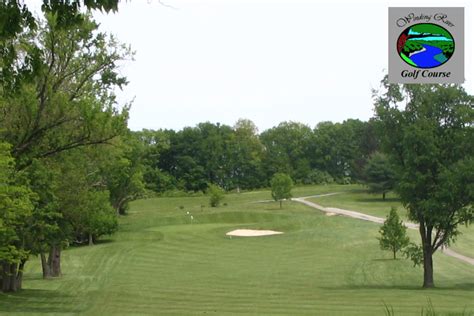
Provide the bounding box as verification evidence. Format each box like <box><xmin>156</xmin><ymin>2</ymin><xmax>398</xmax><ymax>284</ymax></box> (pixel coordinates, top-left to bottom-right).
<box><xmin>292</xmin><ymin>195</ymin><xmax>474</xmax><ymax>266</ymax></box>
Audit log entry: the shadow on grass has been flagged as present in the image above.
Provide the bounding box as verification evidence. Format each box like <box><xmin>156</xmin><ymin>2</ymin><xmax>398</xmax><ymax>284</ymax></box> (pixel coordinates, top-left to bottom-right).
<box><xmin>355</xmin><ymin>197</ymin><xmax>401</xmax><ymax>203</ymax></box>
<box><xmin>265</xmin><ymin>207</ymin><xmax>283</xmax><ymax>211</ymax></box>
<box><xmin>0</xmin><ymin>289</ymin><xmax>87</xmax><ymax>314</ymax></box>
<box><xmin>372</xmin><ymin>258</ymin><xmax>399</xmax><ymax>262</ymax></box>
<box><xmin>320</xmin><ymin>283</ymin><xmax>474</xmax><ymax>291</ymax></box>
<box><xmin>69</xmin><ymin>238</ymin><xmax>115</xmax><ymax>249</ymax></box>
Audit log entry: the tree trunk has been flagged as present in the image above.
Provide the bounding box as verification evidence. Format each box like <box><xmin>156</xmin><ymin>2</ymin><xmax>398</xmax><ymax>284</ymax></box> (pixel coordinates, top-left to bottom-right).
<box><xmin>116</xmin><ymin>197</ymin><xmax>130</xmax><ymax>215</ymax></box>
<box><xmin>279</xmin><ymin>200</ymin><xmax>282</xmax><ymax>209</ymax></box>
<box><xmin>422</xmin><ymin>246</ymin><xmax>435</xmax><ymax>288</ymax></box>
<box><xmin>15</xmin><ymin>260</ymin><xmax>25</xmax><ymax>291</ymax></box>
<box><xmin>41</xmin><ymin>252</ymin><xmax>52</xmax><ymax>278</ymax></box>
<box><xmin>48</xmin><ymin>245</ymin><xmax>62</xmax><ymax>277</ymax></box>
<box><xmin>89</xmin><ymin>233</ymin><xmax>94</xmax><ymax>246</ymax></box>
<box><xmin>1</xmin><ymin>262</ymin><xmax>12</xmax><ymax>292</ymax></box>
<box><xmin>9</xmin><ymin>263</ymin><xmax>18</xmax><ymax>292</ymax></box>
<box><xmin>393</xmin><ymin>249</ymin><xmax>396</xmax><ymax>259</ymax></box>
<box><xmin>420</xmin><ymin>222</ymin><xmax>435</xmax><ymax>288</ymax></box>
<box><xmin>1</xmin><ymin>261</ymin><xmax>24</xmax><ymax>292</ymax></box>
<box><xmin>382</xmin><ymin>192</ymin><xmax>386</xmax><ymax>200</ymax></box>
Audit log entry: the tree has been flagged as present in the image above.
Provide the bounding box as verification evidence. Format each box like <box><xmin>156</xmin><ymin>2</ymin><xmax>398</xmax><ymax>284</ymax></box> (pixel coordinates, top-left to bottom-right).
<box><xmin>101</xmin><ymin>134</ymin><xmax>145</xmax><ymax>215</ymax></box>
<box><xmin>270</xmin><ymin>173</ymin><xmax>293</xmax><ymax>209</ymax></box>
<box><xmin>378</xmin><ymin>207</ymin><xmax>409</xmax><ymax>259</ymax></box>
<box><xmin>1</xmin><ymin>13</ymin><xmax>131</xmax><ymax>282</ymax></box>
<box><xmin>374</xmin><ymin>79</ymin><xmax>474</xmax><ymax>288</ymax></box>
<box><xmin>208</xmin><ymin>184</ymin><xmax>225</xmax><ymax>207</ymax></box>
<box><xmin>24</xmin><ymin>158</ymin><xmax>63</xmax><ymax>279</ymax></box>
<box><xmin>311</xmin><ymin>119</ymin><xmax>375</xmax><ymax>183</ymax></box>
<box><xmin>229</xmin><ymin>119</ymin><xmax>265</xmax><ymax>190</ymax></box>
<box><xmin>364</xmin><ymin>152</ymin><xmax>396</xmax><ymax>200</ymax></box>
<box><xmin>0</xmin><ymin>142</ymin><xmax>35</xmax><ymax>292</ymax></box>
<box><xmin>134</xmin><ymin>129</ymin><xmax>175</xmax><ymax>193</ymax></box>
<box><xmin>55</xmin><ymin>148</ymin><xmax>118</xmax><ymax>247</ymax></box>
<box><xmin>261</xmin><ymin>122</ymin><xmax>313</xmax><ymax>183</ymax></box>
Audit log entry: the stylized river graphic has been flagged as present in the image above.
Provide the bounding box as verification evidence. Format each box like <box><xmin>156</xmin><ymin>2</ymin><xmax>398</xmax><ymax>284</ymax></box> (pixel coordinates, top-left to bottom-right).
<box><xmin>409</xmin><ymin>44</ymin><xmax>445</xmax><ymax>68</ymax></box>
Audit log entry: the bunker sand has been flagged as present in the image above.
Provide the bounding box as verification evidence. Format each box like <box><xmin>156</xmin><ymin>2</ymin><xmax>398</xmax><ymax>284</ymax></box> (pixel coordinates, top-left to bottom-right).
<box><xmin>226</xmin><ymin>229</ymin><xmax>283</xmax><ymax>237</ymax></box>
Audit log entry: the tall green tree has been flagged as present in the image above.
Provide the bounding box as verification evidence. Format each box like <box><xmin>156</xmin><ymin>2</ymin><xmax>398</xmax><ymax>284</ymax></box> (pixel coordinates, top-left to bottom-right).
<box><xmin>374</xmin><ymin>80</ymin><xmax>474</xmax><ymax>288</ymax></box>
<box><xmin>1</xmin><ymin>13</ymin><xmax>131</xmax><ymax>282</ymax></box>
<box><xmin>270</xmin><ymin>173</ymin><xmax>293</xmax><ymax>209</ymax></box>
<box><xmin>378</xmin><ymin>207</ymin><xmax>409</xmax><ymax>259</ymax></box>
<box><xmin>101</xmin><ymin>134</ymin><xmax>145</xmax><ymax>215</ymax></box>
<box><xmin>24</xmin><ymin>158</ymin><xmax>63</xmax><ymax>279</ymax></box>
<box><xmin>311</xmin><ymin>119</ymin><xmax>375</xmax><ymax>183</ymax></box>
<box><xmin>55</xmin><ymin>148</ymin><xmax>118</xmax><ymax>247</ymax></box>
<box><xmin>364</xmin><ymin>152</ymin><xmax>396</xmax><ymax>200</ymax></box>
<box><xmin>261</xmin><ymin>121</ymin><xmax>313</xmax><ymax>183</ymax></box>
<box><xmin>229</xmin><ymin>119</ymin><xmax>265</xmax><ymax>190</ymax></box>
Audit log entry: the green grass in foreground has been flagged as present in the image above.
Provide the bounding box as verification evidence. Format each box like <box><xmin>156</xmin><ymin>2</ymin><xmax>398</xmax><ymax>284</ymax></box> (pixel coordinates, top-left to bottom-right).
<box><xmin>0</xmin><ymin>185</ymin><xmax>473</xmax><ymax>315</ymax></box>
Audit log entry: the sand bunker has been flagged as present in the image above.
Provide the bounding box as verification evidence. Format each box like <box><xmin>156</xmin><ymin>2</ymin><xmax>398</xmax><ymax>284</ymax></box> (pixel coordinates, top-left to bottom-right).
<box><xmin>226</xmin><ymin>229</ymin><xmax>283</xmax><ymax>237</ymax></box>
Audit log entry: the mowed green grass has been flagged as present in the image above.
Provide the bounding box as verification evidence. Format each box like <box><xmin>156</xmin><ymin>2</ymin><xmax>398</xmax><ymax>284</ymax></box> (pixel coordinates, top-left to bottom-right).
<box><xmin>0</xmin><ymin>185</ymin><xmax>473</xmax><ymax>315</ymax></box>
<box><xmin>308</xmin><ymin>186</ymin><xmax>474</xmax><ymax>260</ymax></box>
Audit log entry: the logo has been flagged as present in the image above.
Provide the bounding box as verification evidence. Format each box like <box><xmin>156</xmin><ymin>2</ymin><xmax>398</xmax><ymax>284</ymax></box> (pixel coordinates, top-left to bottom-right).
<box><xmin>388</xmin><ymin>8</ymin><xmax>464</xmax><ymax>84</ymax></box>
<box><xmin>397</xmin><ymin>23</ymin><xmax>454</xmax><ymax>69</ymax></box>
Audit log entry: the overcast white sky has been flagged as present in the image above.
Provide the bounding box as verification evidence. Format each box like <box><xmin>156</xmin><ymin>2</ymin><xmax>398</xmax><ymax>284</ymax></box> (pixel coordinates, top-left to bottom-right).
<box><xmin>90</xmin><ymin>0</ymin><xmax>473</xmax><ymax>132</ymax></box>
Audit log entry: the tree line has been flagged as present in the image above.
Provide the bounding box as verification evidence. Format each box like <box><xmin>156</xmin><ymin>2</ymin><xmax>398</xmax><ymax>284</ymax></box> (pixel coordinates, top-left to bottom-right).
<box><xmin>135</xmin><ymin>118</ymin><xmax>380</xmax><ymax>194</ymax></box>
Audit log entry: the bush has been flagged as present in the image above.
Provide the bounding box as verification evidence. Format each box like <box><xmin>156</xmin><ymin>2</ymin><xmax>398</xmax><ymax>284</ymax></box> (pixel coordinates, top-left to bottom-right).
<box><xmin>305</xmin><ymin>169</ymin><xmax>334</xmax><ymax>184</ymax></box>
<box><xmin>208</xmin><ymin>184</ymin><xmax>225</xmax><ymax>207</ymax></box>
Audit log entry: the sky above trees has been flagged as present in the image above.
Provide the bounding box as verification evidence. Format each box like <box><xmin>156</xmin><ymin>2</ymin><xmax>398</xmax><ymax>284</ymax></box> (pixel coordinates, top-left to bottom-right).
<box><xmin>61</xmin><ymin>0</ymin><xmax>473</xmax><ymax>131</ymax></box>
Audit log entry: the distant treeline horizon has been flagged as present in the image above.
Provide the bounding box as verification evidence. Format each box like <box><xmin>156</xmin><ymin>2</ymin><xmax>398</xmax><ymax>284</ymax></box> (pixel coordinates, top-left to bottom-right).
<box><xmin>133</xmin><ymin>118</ymin><xmax>379</xmax><ymax>193</ymax></box>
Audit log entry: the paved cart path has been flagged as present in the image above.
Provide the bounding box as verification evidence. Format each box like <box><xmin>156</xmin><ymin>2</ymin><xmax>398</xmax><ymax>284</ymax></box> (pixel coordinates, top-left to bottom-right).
<box><xmin>292</xmin><ymin>194</ymin><xmax>474</xmax><ymax>266</ymax></box>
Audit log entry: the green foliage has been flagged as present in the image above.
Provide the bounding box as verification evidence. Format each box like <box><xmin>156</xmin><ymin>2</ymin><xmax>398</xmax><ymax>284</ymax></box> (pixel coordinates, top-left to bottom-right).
<box><xmin>270</xmin><ymin>173</ymin><xmax>293</xmax><ymax>208</ymax></box>
<box><xmin>260</xmin><ymin>121</ymin><xmax>313</xmax><ymax>182</ymax></box>
<box><xmin>364</xmin><ymin>152</ymin><xmax>396</xmax><ymax>200</ymax></box>
<box><xmin>304</xmin><ymin>169</ymin><xmax>334</xmax><ymax>185</ymax></box>
<box><xmin>208</xmin><ymin>184</ymin><xmax>225</xmax><ymax>207</ymax></box>
<box><xmin>378</xmin><ymin>207</ymin><xmax>409</xmax><ymax>259</ymax></box>
<box><xmin>0</xmin><ymin>143</ymin><xmax>32</xmax><ymax>264</ymax></box>
<box><xmin>0</xmin><ymin>142</ymin><xmax>36</xmax><ymax>291</ymax></box>
<box><xmin>54</xmin><ymin>148</ymin><xmax>119</xmax><ymax>244</ymax></box>
<box><xmin>230</xmin><ymin>119</ymin><xmax>265</xmax><ymax>189</ymax></box>
<box><xmin>136</xmin><ymin>118</ymin><xmax>379</xmax><ymax>195</ymax></box>
<box><xmin>0</xmin><ymin>13</ymin><xmax>131</xmax><ymax>170</ymax></box>
<box><xmin>24</xmin><ymin>159</ymin><xmax>62</xmax><ymax>255</ymax></box>
<box><xmin>403</xmin><ymin>243</ymin><xmax>424</xmax><ymax>267</ymax></box>
<box><xmin>0</xmin><ymin>1</ymin><xmax>118</xmax><ymax>41</ymax></box>
<box><xmin>100</xmin><ymin>135</ymin><xmax>145</xmax><ymax>215</ymax></box>
<box><xmin>83</xmin><ymin>191</ymin><xmax>118</xmax><ymax>242</ymax></box>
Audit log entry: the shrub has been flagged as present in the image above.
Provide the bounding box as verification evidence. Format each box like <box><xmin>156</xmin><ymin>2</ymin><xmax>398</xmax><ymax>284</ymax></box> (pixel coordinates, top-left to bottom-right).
<box><xmin>208</xmin><ymin>184</ymin><xmax>225</xmax><ymax>207</ymax></box>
